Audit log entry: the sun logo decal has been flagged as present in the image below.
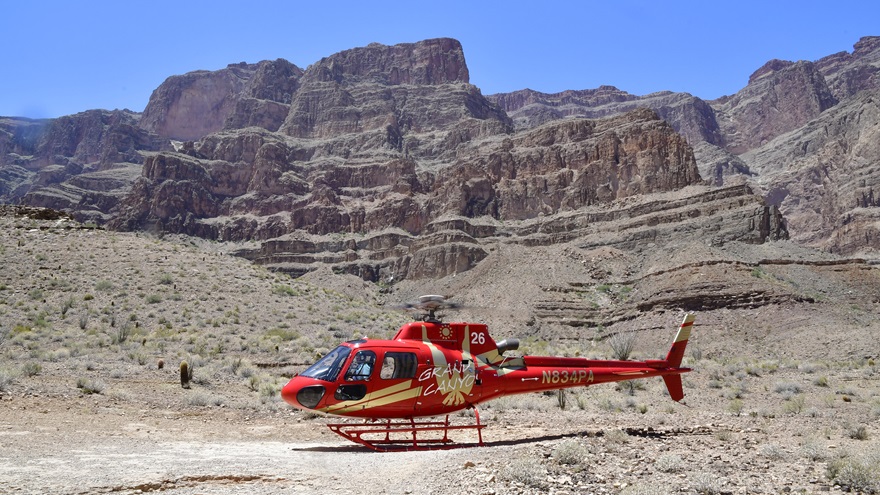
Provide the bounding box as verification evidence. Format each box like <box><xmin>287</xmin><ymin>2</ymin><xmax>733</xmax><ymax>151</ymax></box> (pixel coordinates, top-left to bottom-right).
<box><xmin>440</xmin><ymin>326</ymin><xmax>453</xmax><ymax>339</ymax></box>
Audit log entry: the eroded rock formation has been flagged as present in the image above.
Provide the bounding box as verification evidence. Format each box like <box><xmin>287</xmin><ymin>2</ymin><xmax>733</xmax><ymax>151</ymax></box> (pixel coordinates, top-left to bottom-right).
<box><xmin>2</xmin><ymin>35</ymin><xmax>879</xmax><ymax>283</ymax></box>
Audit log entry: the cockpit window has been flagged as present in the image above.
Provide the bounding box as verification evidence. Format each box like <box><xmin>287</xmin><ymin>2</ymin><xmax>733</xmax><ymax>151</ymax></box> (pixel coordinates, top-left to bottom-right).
<box><xmin>300</xmin><ymin>346</ymin><xmax>351</xmax><ymax>382</ymax></box>
<box><xmin>344</xmin><ymin>350</ymin><xmax>376</xmax><ymax>381</ymax></box>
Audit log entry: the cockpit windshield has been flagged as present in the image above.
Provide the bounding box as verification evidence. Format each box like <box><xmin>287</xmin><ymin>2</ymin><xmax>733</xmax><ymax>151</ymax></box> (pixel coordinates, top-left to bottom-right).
<box><xmin>299</xmin><ymin>346</ymin><xmax>351</xmax><ymax>382</ymax></box>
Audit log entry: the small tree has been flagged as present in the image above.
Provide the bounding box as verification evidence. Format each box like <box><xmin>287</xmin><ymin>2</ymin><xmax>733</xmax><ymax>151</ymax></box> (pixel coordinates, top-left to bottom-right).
<box><xmin>609</xmin><ymin>331</ymin><xmax>637</xmax><ymax>360</ymax></box>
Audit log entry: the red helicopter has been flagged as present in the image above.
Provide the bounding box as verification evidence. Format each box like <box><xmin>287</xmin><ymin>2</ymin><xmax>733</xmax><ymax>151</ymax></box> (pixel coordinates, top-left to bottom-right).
<box><xmin>281</xmin><ymin>295</ymin><xmax>695</xmax><ymax>451</ymax></box>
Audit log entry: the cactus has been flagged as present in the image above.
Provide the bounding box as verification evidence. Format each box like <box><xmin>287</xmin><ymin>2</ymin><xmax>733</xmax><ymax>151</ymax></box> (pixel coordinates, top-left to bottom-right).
<box><xmin>180</xmin><ymin>361</ymin><xmax>190</xmax><ymax>389</ymax></box>
<box><xmin>557</xmin><ymin>389</ymin><xmax>566</xmax><ymax>410</ymax></box>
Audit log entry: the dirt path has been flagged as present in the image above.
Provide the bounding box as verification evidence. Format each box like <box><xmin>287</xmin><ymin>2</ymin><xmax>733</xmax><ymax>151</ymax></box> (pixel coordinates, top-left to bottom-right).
<box><xmin>0</xmin><ymin>396</ymin><xmax>490</xmax><ymax>495</ymax></box>
<box><xmin>2</xmin><ymin>420</ymin><xmax>468</xmax><ymax>494</ymax></box>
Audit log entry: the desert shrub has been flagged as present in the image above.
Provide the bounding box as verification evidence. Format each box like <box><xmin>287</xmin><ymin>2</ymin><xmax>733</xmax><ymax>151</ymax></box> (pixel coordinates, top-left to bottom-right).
<box><xmin>264</xmin><ymin>328</ymin><xmax>299</xmax><ymax>341</ymax></box>
<box><xmin>608</xmin><ymin>331</ymin><xmax>637</xmax><ymax>360</ymax></box>
<box><xmin>814</xmin><ymin>375</ymin><xmax>829</xmax><ymax>387</ymax></box>
<box><xmin>48</xmin><ymin>348</ymin><xmax>70</xmax><ymax>362</ymax></box>
<box><xmin>61</xmin><ymin>297</ymin><xmax>76</xmax><ymax>317</ymax></box>
<box><xmin>113</xmin><ymin>324</ymin><xmax>130</xmax><ymax>345</ymax></box>
<box><xmin>187</xmin><ymin>391</ymin><xmax>212</xmax><ymax>406</ymax></box>
<box><xmin>783</xmin><ymin>395</ymin><xmax>806</xmax><ymax>415</ymax></box>
<box><xmin>31</xmin><ymin>311</ymin><xmax>48</xmax><ymax>328</ymax></box>
<box><xmin>259</xmin><ymin>381</ymin><xmax>282</xmax><ymax>403</ymax></box>
<box><xmin>75</xmin><ymin>377</ymin><xmax>105</xmax><ymax>394</ymax></box>
<box><xmin>604</xmin><ymin>428</ymin><xmax>629</xmax><ymax>444</ymax></box>
<box><xmin>848</xmin><ymin>425</ymin><xmax>870</xmax><ymax>441</ymax></box>
<box><xmin>800</xmin><ymin>438</ymin><xmax>825</xmax><ymax>461</ymax></box>
<box><xmin>728</xmin><ymin>398</ymin><xmax>744</xmax><ymax>416</ymax></box>
<box><xmin>691</xmin><ymin>471</ymin><xmax>723</xmax><ymax>494</ymax></box>
<box><xmin>617</xmin><ymin>379</ymin><xmax>646</xmax><ymax>396</ymax></box>
<box><xmin>655</xmin><ymin>453</ymin><xmax>683</xmax><ymax>473</ymax></box>
<box><xmin>773</xmin><ymin>381</ymin><xmax>802</xmax><ymax>394</ymax></box>
<box><xmin>724</xmin><ymin>384</ymin><xmax>746</xmax><ymax>399</ymax></box>
<box><xmin>798</xmin><ymin>362</ymin><xmax>819</xmax><ymax>373</ymax></box>
<box><xmin>0</xmin><ymin>368</ymin><xmax>17</xmax><ymax>392</ymax></box>
<box><xmin>273</xmin><ymin>284</ymin><xmax>297</xmax><ymax>297</ymax></box>
<box><xmin>827</xmin><ymin>455</ymin><xmax>880</xmax><ymax>493</ymax></box>
<box><xmin>499</xmin><ymin>456</ymin><xmax>545</xmax><ymax>488</ymax></box>
<box><xmin>553</xmin><ymin>439</ymin><xmax>588</xmax><ymax>465</ymax></box>
<box><xmin>145</xmin><ymin>294</ymin><xmax>162</xmax><ymax>304</ymax></box>
<box><xmin>158</xmin><ymin>273</ymin><xmax>174</xmax><ymax>285</ymax></box>
<box><xmin>598</xmin><ymin>397</ymin><xmax>622</xmax><ymax>412</ymax></box>
<box><xmin>95</xmin><ymin>280</ymin><xmax>114</xmax><ymax>291</ymax></box>
<box><xmin>21</xmin><ymin>362</ymin><xmax>42</xmax><ymax>377</ymax></box>
<box><xmin>759</xmin><ymin>443</ymin><xmax>785</xmax><ymax>460</ymax></box>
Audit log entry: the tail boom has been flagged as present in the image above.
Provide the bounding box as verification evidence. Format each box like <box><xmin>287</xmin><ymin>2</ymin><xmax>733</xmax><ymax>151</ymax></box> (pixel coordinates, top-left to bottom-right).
<box><xmin>490</xmin><ymin>313</ymin><xmax>696</xmax><ymax>401</ymax></box>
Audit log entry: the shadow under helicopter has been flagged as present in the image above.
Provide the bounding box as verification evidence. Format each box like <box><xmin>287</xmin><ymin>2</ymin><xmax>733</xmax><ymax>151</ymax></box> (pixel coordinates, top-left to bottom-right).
<box><xmin>288</xmin><ymin>427</ymin><xmax>675</xmax><ymax>453</ymax></box>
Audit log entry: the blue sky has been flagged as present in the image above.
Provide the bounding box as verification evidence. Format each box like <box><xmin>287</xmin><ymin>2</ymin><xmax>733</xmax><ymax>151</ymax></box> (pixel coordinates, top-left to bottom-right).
<box><xmin>2</xmin><ymin>1</ymin><xmax>877</xmax><ymax>119</ymax></box>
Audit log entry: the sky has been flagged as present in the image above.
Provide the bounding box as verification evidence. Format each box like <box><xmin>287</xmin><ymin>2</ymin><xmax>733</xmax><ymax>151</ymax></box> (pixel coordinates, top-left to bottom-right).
<box><xmin>2</xmin><ymin>1</ymin><xmax>878</xmax><ymax>119</ymax></box>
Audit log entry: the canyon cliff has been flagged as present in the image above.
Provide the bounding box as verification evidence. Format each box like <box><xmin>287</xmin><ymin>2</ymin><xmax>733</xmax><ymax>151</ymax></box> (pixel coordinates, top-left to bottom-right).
<box><xmin>1</xmin><ymin>36</ymin><xmax>878</xmax><ymax>286</ymax></box>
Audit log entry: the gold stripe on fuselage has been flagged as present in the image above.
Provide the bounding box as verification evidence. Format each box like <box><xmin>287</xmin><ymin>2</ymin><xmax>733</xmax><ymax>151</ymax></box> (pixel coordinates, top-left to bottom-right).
<box><xmin>321</xmin><ymin>380</ymin><xmax>422</xmax><ymax>414</ymax></box>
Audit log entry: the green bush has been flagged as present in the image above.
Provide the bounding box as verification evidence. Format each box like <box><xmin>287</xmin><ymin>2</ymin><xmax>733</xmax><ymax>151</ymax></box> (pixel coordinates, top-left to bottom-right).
<box><xmin>21</xmin><ymin>362</ymin><xmax>42</xmax><ymax>377</ymax></box>
<box><xmin>273</xmin><ymin>284</ymin><xmax>297</xmax><ymax>297</ymax></box>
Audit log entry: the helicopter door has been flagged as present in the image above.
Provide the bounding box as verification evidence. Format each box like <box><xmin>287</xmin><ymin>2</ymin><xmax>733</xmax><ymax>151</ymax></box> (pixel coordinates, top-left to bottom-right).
<box><xmin>334</xmin><ymin>350</ymin><xmax>376</xmax><ymax>402</ymax></box>
<box><xmin>374</xmin><ymin>350</ymin><xmax>420</xmax><ymax>414</ymax></box>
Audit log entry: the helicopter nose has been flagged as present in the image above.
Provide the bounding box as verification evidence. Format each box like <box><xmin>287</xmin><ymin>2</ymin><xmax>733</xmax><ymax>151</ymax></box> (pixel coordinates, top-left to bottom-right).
<box><xmin>281</xmin><ymin>378</ymin><xmax>326</xmax><ymax>410</ymax></box>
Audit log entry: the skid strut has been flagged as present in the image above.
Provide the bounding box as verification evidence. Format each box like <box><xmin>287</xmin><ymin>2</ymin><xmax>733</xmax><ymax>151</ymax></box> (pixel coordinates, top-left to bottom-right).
<box><xmin>327</xmin><ymin>408</ymin><xmax>485</xmax><ymax>451</ymax></box>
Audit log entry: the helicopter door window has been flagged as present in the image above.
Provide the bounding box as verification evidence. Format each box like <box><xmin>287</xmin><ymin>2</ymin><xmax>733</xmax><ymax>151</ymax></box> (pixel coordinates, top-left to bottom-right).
<box><xmin>343</xmin><ymin>350</ymin><xmax>376</xmax><ymax>381</ymax></box>
<box><xmin>380</xmin><ymin>352</ymin><xmax>418</xmax><ymax>379</ymax></box>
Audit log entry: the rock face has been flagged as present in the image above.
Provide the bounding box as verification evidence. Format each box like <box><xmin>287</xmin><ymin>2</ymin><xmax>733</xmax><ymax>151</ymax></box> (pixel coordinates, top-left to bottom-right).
<box><xmin>714</xmin><ymin>60</ymin><xmax>838</xmax><ymax>154</ymax></box>
<box><xmin>2</xmin><ymin>35</ymin><xmax>879</xmax><ymax>282</ymax></box>
<box><xmin>487</xmin><ymin>36</ymin><xmax>880</xmax><ymax>255</ymax></box>
<box><xmin>0</xmin><ymin>110</ymin><xmax>168</xmax><ymax>222</ymax></box>
<box><xmin>490</xmin><ymin>87</ymin><xmax>724</xmax><ymax>148</ymax></box>
<box><xmin>111</xmin><ymin>106</ymin><xmax>717</xmax><ymax>280</ymax></box>
<box><xmin>742</xmin><ymin>91</ymin><xmax>880</xmax><ymax>252</ymax></box>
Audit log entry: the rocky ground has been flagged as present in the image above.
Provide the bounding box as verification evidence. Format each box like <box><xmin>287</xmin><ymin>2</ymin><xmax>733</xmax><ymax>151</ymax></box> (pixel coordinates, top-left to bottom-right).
<box><xmin>1</xmin><ymin>208</ymin><xmax>879</xmax><ymax>494</ymax></box>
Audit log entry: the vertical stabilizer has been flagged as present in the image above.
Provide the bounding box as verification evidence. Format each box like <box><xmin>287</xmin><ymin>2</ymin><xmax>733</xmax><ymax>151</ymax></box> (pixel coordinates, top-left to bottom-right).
<box><xmin>664</xmin><ymin>313</ymin><xmax>695</xmax><ymax>368</ymax></box>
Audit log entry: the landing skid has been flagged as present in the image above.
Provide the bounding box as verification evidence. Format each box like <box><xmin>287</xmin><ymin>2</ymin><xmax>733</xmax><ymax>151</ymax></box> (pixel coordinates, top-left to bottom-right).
<box><xmin>327</xmin><ymin>408</ymin><xmax>485</xmax><ymax>452</ymax></box>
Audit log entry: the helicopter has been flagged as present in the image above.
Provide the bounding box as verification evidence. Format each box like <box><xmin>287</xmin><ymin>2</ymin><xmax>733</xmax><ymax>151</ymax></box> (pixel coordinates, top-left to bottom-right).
<box><xmin>281</xmin><ymin>295</ymin><xmax>695</xmax><ymax>451</ymax></box>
